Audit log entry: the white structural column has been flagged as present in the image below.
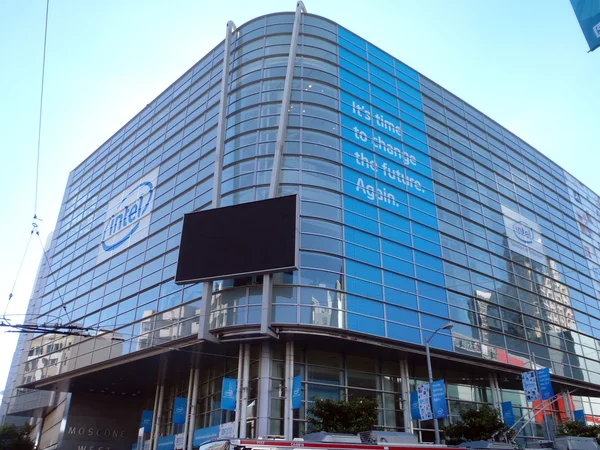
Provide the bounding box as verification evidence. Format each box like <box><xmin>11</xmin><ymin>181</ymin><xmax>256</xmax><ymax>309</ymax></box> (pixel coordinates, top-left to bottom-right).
<box><xmin>182</xmin><ymin>355</ymin><xmax>196</xmax><ymax>450</ymax></box>
<box><xmin>239</xmin><ymin>344</ymin><xmax>251</xmax><ymax>438</ymax></box>
<box><xmin>234</xmin><ymin>344</ymin><xmax>244</xmax><ymax>437</ymax></box>
<box><xmin>260</xmin><ymin>1</ymin><xmax>306</xmax><ymax>337</ymax></box>
<box><xmin>489</xmin><ymin>372</ymin><xmax>500</xmax><ymax>410</ymax></box>
<box><xmin>186</xmin><ymin>364</ymin><xmax>200</xmax><ymax>450</ymax></box>
<box><xmin>256</xmin><ymin>342</ymin><xmax>272</xmax><ymax>438</ymax></box>
<box><xmin>153</xmin><ymin>358</ymin><xmax>168</xmax><ymax>450</ymax></box>
<box><xmin>399</xmin><ymin>359</ymin><xmax>412</xmax><ymax>433</ymax></box>
<box><xmin>197</xmin><ymin>20</ymin><xmax>237</xmax><ymax>343</ymax></box>
<box><xmin>283</xmin><ymin>341</ymin><xmax>295</xmax><ymax>439</ymax></box>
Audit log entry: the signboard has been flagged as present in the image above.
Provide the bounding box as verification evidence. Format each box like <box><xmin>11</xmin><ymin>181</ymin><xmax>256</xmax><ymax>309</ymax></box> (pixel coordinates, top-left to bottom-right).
<box><xmin>157</xmin><ymin>435</ymin><xmax>175</xmax><ymax>450</ymax></box>
<box><xmin>141</xmin><ymin>410</ymin><xmax>153</xmax><ymax>433</ymax></box>
<box><xmin>502</xmin><ymin>401</ymin><xmax>515</xmax><ymax>427</ymax></box>
<box><xmin>431</xmin><ymin>380</ymin><xmax>448</xmax><ymax>419</ymax></box>
<box><xmin>522</xmin><ymin>370</ymin><xmax>540</xmax><ymax>402</ymax></box>
<box><xmin>192</xmin><ymin>422</ymin><xmax>235</xmax><ymax>447</ymax></box>
<box><xmin>502</xmin><ymin>205</ymin><xmax>545</xmax><ymax>264</ymax></box>
<box><xmin>574</xmin><ymin>409</ymin><xmax>586</xmax><ymax>424</ymax></box>
<box><xmin>174</xmin><ymin>433</ymin><xmax>185</xmax><ymax>450</ymax></box>
<box><xmin>173</xmin><ymin>397</ymin><xmax>187</xmax><ymax>425</ymax></box>
<box><xmin>221</xmin><ymin>378</ymin><xmax>237</xmax><ymax>411</ymax></box>
<box><xmin>570</xmin><ymin>0</ymin><xmax>600</xmax><ymax>52</ymax></box>
<box><xmin>410</xmin><ymin>390</ymin><xmax>421</xmax><ymax>420</ymax></box>
<box><xmin>417</xmin><ymin>383</ymin><xmax>433</xmax><ymax>420</ymax></box>
<box><xmin>292</xmin><ymin>375</ymin><xmax>302</xmax><ymax>409</ymax></box>
<box><xmin>536</xmin><ymin>368</ymin><xmax>554</xmax><ymax>400</ymax></box>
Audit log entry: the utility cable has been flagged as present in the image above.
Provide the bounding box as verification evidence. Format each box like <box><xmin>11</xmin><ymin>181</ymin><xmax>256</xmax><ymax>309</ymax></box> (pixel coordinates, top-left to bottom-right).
<box><xmin>3</xmin><ymin>230</ymin><xmax>35</xmax><ymax>322</ymax></box>
<box><xmin>34</xmin><ymin>0</ymin><xmax>50</xmax><ymax>218</ymax></box>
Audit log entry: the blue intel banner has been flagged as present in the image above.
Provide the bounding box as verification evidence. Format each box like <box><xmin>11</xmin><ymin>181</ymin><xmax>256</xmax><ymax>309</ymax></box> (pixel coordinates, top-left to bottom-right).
<box><xmin>292</xmin><ymin>375</ymin><xmax>302</xmax><ymax>409</ymax></box>
<box><xmin>221</xmin><ymin>378</ymin><xmax>237</xmax><ymax>411</ymax></box>
<box><xmin>141</xmin><ymin>410</ymin><xmax>153</xmax><ymax>433</ymax></box>
<box><xmin>157</xmin><ymin>435</ymin><xmax>175</xmax><ymax>450</ymax></box>
<box><xmin>173</xmin><ymin>397</ymin><xmax>187</xmax><ymax>425</ymax></box>
<box><xmin>574</xmin><ymin>409</ymin><xmax>586</xmax><ymax>424</ymax></box>
<box><xmin>193</xmin><ymin>426</ymin><xmax>220</xmax><ymax>446</ymax></box>
<box><xmin>536</xmin><ymin>368</ymin><xmax>554</xmax><ymax>400</ymax></box>
<box><xmin>410</xmin><ymin>390</ymin><xmax>421</xmax><ymax>420</ymax></box>
<box><xmin>502</xmin><ymin>401</ymin><xmax>515</xmax><ymax>427</ymax></box>
<box><xmin>570</xmin><ymin>0</ymin><xmax>600</xmax><ymax>52</ymax></box>
<box><xmin>431</xmin><ymin>380</ymin><xmax>448</xmax><ymax>419</ymax></box>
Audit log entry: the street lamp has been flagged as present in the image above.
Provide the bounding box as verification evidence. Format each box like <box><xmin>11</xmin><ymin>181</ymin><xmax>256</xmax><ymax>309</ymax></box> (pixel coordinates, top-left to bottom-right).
<box><xmin>425</xmin><ymin>322</ymin><xmax>453</xmax><ymax>445</ymax></box>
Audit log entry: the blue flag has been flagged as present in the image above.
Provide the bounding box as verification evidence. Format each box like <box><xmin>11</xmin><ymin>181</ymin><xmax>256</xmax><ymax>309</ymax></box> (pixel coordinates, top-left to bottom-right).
<box><xmin>570</xmin><ymin>0</ymin><xmax>600</xmax><ymax>52</ymax></box>
<box><xmin>157</xmin><ymin>435</ymin><xmax>175</xmax><ymax>450</ymax></box>
<box><xmin>221</xmin><ymin>378</ymin><xmax>237</xmax><ymax>411</ymax></box>
<box><xmin>431</xmin><ymin>380</ymin><xmax>448</xmax><ymax>419</ymax></box>
<box><xmin>292</xmin><ymin>375</ymin><xmax>302</xmax><ymax>409</ymax></box>
<box><xmin>410</xmin><ymin>390</ymin><xmax>421</xmax><ymax>420</ymax></box>
<box><xmin>141</xmin><ymin>410</ymin><xmax>153</xmax><ymax>433</ymax></box>
<box><xmin>502</xmin><ymin>401</ymin><xmax>515</xmax><ymax>427</ymax></box>
<box><xmin>574</xmin><ymin>409</ymin><xmax>586</xmax><ymax>424</ymax></box>
<box><xmin>536</xmin><ymin>368</ymin><xmax>554</xmax><ymax>400</ymax></box>
<box><xmin>173</xmin><ymin>397</ymin><xmax>187</xmax><ymax>424</ymax></box>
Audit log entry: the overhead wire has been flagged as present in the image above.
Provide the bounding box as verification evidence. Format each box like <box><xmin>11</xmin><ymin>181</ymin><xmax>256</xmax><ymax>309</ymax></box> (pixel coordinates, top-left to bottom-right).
<box><xmin>3</xmin><ymin>230</ymin><xmax>35</xmax><ymax>323</ymax></box>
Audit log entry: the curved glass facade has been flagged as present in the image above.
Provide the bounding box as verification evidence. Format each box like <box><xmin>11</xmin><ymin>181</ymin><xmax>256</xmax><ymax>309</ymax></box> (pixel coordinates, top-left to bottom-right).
<box><xmin>13</xmin><ymin>7</ymin><xmax>600</xmax><ymax>447</ymax></box>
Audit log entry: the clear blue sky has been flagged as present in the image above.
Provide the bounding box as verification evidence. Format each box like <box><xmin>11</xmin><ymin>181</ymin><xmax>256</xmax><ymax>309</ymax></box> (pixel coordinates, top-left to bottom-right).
<box><xmin>0</xmin><ymin>1</ymin><xmax>598</xmax><ymax>394</ymax></box>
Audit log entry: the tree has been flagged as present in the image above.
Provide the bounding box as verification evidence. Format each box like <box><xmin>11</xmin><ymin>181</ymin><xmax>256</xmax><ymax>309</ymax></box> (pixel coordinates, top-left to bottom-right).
<box><xmin>557</xmin><ymin>421</ymin><xmax>600</xmax><ymax>444</ymax></box>
<box><xmin>307</xmin><ymin>397</ymin><xmax>378</xmax><ymax>435</ymax></box>
<box><xmin>0</xmin><ymin>423</ymin><xmax>35</xmax><ymax>450</ymax></box>
<box><xmin>442</xmin><ymin>404</ymin><xmax>508</xmax><ymax>445</ymax></box>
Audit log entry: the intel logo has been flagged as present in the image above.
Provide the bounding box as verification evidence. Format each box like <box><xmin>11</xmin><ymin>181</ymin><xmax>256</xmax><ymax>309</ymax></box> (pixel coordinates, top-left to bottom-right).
<box><xmin>512</xmin><ymin>221</ymin><xmax>534</xmax><ymax>244</ymax></box>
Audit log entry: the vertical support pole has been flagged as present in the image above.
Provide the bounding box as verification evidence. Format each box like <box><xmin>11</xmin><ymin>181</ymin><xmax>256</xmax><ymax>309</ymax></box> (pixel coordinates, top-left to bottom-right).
<box><xmin>257</xmin><ymin>341</ymin><xmax>271</xmax><ymax>438</ymax></box>
<box><xmin>283</xmin><ymin>341</ymin><xmax>292</xmax><ymax>439</ymax></box>
<box><xmin>149</xmin><ymin>359</ymin><xmax>163</xmax><ymax>449</ymax></box>
<box><xmin>563</xmin><ymin>390</ymin><xmax>572</xmax><ymax>421</ymax></box>
<box><xmin>425</xmin><ymin>343</ymin><xmax>440</xmax><ymax>445</ymax></box>
<box><xmin>153</xmin><ymin>360</ymin><xmax>167</xmax><ymax>450</ymax></box>
<box><xmin>239</xmin><ymin>344</ymin><xmax>250</xmax><ymax>438</ymax></box>
<box><xmin>187</xmin><ymin>364</ymin><xmax>200</xmax><ymax>450</ymax></box>
<box><xmin>197</xmin><ymin>19</ymin><xmax>237</xmax><ymax>343</ymax></box>
<box><xmin>489</xmin><ymin>372</ymin><xmax>500</xmax><ymax>410</ymax></box>
<box><xmin>261</xmin><ymin>1</ymin><xmax>306</xmax><ymax>338</ymax></box>
<box><xmin>399</xmin><ymin>359</ymin><xmax>412</xmax><ymax>433</ymax></box>
<box><xmin>234</xmin><ymin>344</ymin><xmax>244</xmax><ymax>437</ymax></box>
<box><xmin>182</xmin><ymin>355</ymin><xmax>195</xmax><ymax>450</ymax></box>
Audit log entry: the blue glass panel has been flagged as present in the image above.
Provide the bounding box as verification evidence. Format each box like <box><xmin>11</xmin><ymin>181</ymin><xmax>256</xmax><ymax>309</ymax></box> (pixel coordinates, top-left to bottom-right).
<box><xmin>380</xmin><ymin>223</ymin><xmax>411</xmax><ymax>246</ymax></box>
<box><xmin>342</xmin><ymin>145</ymin><xmax>375</xmax><ymax>177</ymax></box>
<box><xmin>375</xmin><ymin>179</ymin><xmax>409</xmax><ymax>213</ymax></box>
<box><xmin>367</xmin><ymin>44</ymin><xmax>394</xmax><ymax>67</ymax></box>
<box><xmin>341</xmin><ymin>80</ymin><xmax>370</xmax><ymax>103</ymax></box>
<box><xmin>346</xmin><ymin>276</ymin><xmax>383</xmax><ymax>300</ymax></box>
<box><xmin>347</xmin><ymin>295</ymin><xmax>384</xmax><ymax>317</ymax></box>
<box><xmin>371</xmin><ymin>106</ymin><xmax>402</xmax><ymax>138</ymax></box>
<box><xmin>412</xmin><ymin>224</ymin><xmax>441</xmax><ymax>245</ymax></box>
<box><xmin>418</xmin><ymin>281</ymin><xmax>446</xmax><ymax>300</ymax></box>
<box><xmin>386</xmin><ymin>304</ymin><xmax>419</xmax><ymax>326</ymax></box>
<box><xmin>339</xmin><ymin>46</ymin><xmax>368</xmax><ymax>68</ymax></box>
<box><xmin>340</xmin><ymin>68</ymin><xmax>370</xmax><ymax>92</ymax></box>
<box><xmin>410</xmin><ymin>195</ymin><xmax>436</xmax><ymax>215</ymax></box>
<box><xmin>387</xmin><ymin>322</ymin><xmax>421</xmax><ymax>344</ymax></box>
<box><xmin>421</xmin><ymin>314</ymin><xmax>452</xmax><ymax>333</ymax></box>
<box><xmin>380</xmin><ymin>211</ymin><xmax>410</xmax><ymax>231</ymax></box>
<box><xmin>382</xmin><ymin>254</ymin><xmax>414</xmax><ymax>276</ymax></box>
<box><xmin>344</xmin><ymin>193</ymin><xmax>379</xmax><ymax>219</ymax></box>
<box><xmin>422</xmin><ymin>328</ymin><xmax>453</xmax><ymax>351</ymax></box>
<box><xmin>414</xmin><ymin>251</ymin><xmax>444</xmax><ymax>271</ymax></box>
<box><xmin>340</xmin><ymin>99</ymin><xmax>371</xmax><ymax>128</ymax></box>
<box><xmin>348</xmin><ymin>313</ymin><xmax>385</xmax><ymax>336</ymax></box>
<box><xmin>416</xmin><ymin>266</ymin><xmax>445</xmax><ymax>286</ymax></box>
<box><xmin>411</xmin><ymin>209</ymin><xmax>438</xmax><ymax>229</ymax></box>
<box><xmin>371</xmin><ymin>85</ymin><xmax>398</xmax><ymax>110</ymax></box>
<box><xmin>381</xmin><ymin>239</ymin><xmax>413</xmax><ymax>261</ymax></box>
<box><xmin>397</xmin><ymin>89</ymin><xmax>422</xmax><ymax>111</ymax></box>
<box><xmin>341</xmin><ymin>116</ymin><xmax>372</xmax><ymax>149</ymax></box>
<box><xmin>400</xmin><ymin>101</ymin><xmax>425</xmax><ymax>123</ymax></box>
<box><xmin>345</xmin><ymin>226</ymin><xmax>380</xmax><ymax>250</ymax></box>
<box><xmin>401</xmin><ymin>110</ymin><xmax>426</xmax><ymax>131</ymax></box>
<box><xmin>346</xmin><ymin>260</ymin><xmax>382</xmax><ymax>283</ymax></box>
<box><xmin>344</xmin><ymin>210</ymin><xmax>378</xmax><ymax>235</ymax></box>
<box><xmin>395</xmin><ymin>59</ymin><xmax>419</xmax><ymax>83</ymax></box>
<box><xmin>338</xmin><ymin>27</ymin><xmax>367</xmax><ymax>52</ymax></box>
<box><xmin>345</xmin><ymin>242</ymin><xmax>380</xmax><ymax>266</ymax></box>
<box><xmin>384</xmin><ymin>271</ymin><xmax>416</xmax><ymax>293</ymax></box>
<box><xmin>385</xmin><ymin>286</ymin><xmax>418</xmax><ymax>309</ymax></box>
<box><xmin>413</xmin><ymin>236</ymin><xmax>442</xmax><ymax>255</ymax></box>
<box><xmin>419</xmin><ymin>297</ymin><xmax>449</xmax><ymax>317</ymax></box>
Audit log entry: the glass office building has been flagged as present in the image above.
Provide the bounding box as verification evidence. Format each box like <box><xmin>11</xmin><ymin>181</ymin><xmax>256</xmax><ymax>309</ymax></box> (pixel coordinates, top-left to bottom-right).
<box><xmin>7</xmin><ymin>4</ymin><xmax>600</xmax><ymax>449</ymax></box>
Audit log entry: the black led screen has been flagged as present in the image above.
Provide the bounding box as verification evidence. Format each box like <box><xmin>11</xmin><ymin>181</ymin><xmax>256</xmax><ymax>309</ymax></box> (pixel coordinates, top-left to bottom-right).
<box><xmin>175</xmin><ymin>195</ymin><xmax>298</xmax><ymax>283</ymax></box>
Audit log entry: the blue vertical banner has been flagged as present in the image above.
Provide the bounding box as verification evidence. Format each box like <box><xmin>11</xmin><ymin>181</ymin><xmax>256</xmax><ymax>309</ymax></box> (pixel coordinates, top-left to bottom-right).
<box><xmin>431</xmin><ymin>380</ymin><xmax>448</xmax><ymax>419</ymax></box>
<box><xmin>570</xmin><ymin>0</ymin><xmax>600</xmax><ymax>52</ymax></box>
<box><xmin>574</xmin><ymin>409</ymin><xmax>586</xmax><ymax>424</ymax></box>
<box><xmin>173</xmin><ymin>397</ymin><xmax>187</xmax><ymax>425</ymax></box>
<box><xmin>221</xmin><ymin>378</ymin><xmax>237</xmax><ymax>411</ymax></box>
<box><xmin>291</xmin><ymin>375</ymin><xmax>302</xmax><ymax>409</ymax></box>
<box><xmin>536</xmin><ymin>368</ymin><xmax>554</xmax><ymax>400</ymax></box>
<box><xmin>522</xmin><ymin>370</ymin><xmax>540</xmax><ymax>402</ymax></box>
<box><xmin>410</xmin><ymin>390</ymin><xmax>421</xmax><ymax>420</ymax></box>
<box><xmin>501</xmin><ymin>401</ymin><xmax>515</xmax><ymax>427</ymax></box>
<box><xmin>417</xmin><ymin>383</ymin><xmax>433</xmax><ymax>420</ymax></box>
<box><xmin>141</xmin><ymin>410</ymin><xmax>153</xmax><ymax>433</ymax></box>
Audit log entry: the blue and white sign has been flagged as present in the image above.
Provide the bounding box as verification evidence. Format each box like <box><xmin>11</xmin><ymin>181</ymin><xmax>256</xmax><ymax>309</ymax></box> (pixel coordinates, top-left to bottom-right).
<box><xmin>502</xmin><ymin>401</ymin><xmax>515</xmax><ymax>427</ymax></box>
<box><xmin>574</xmin><ymin>409</ymin><xmax>586</xmax><ymax>424</ymax></box>
<box><xmin>502</xmin><ymin>206</ymin><xmax>545</xmax><ymax>264</ymax></box>
<box><xmin>417</xmin><ymin>383</ymin><xmax>433</xmax><ymax>420</ymax></box>
<box><xmin>97</xmin><ymin>166</ymin><xmax>160</xmax><ymax>264</ymax></box>
<box><xmin>410</xmin><ymin>390</ymin><xmax>421</xmax><ymax>421</ymax></box>
<box><xmin>141</xmin><ymin>410</ymin><xmax>153</xmax><ymax>433</ymax></box>
<box><xmin>292</xmin><ymin>375</ymin><xmax>302</xmax><ymax>409</ymax></box>
<box><xmin>157</xmin><ymin>435</ymin><xmax>175</xmax><ymax>450</ymax></box>
<box><xmin>431</xmin><ymin>380</ymin><xmax>448</xmax><ymax>419</ymax></box>
<box><xmin>221</xmin><ymin>378</ymin><xmax>237</xmax><ymax>411</ymax></box>
<box><xmin>570</xmin><ymin>0</ymin><xmax>600</xmax><ymax>52</ymax></box>
<box><xmin>173</xmin><ymin>397</ymin><xmax>187</xmax><ymax>425</ymax></box>
<box><xmin>174</xmin><ymin>433</ymin><xmax>185</xmax><ymax>450</ymax></box>
<box><xmin>192</xmin><ymin>422</ymin><xmax>235</xmax><ymax>447</ymax></box>
<box><xmin>536</xmin><ymin>368</ymin><xmax>554</xmax><ymax>401</ymax></box>
<box><xmin>522</xmin><ymin>370</ymin><xmax>540</xmax><ymax>402</ymax></box>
